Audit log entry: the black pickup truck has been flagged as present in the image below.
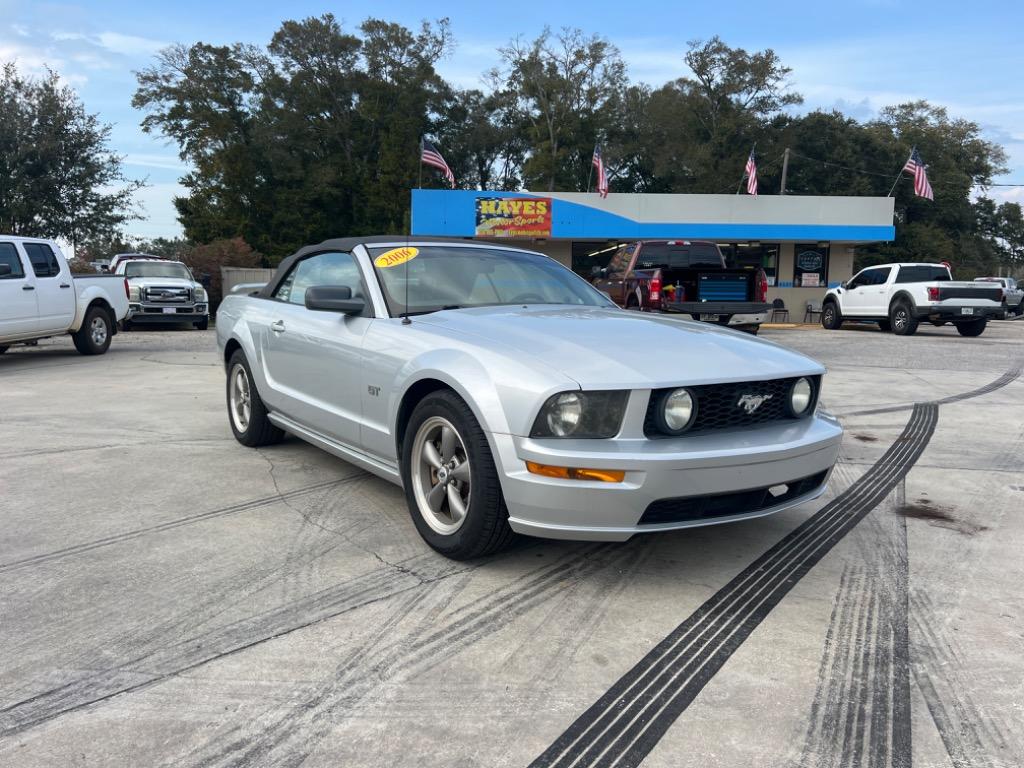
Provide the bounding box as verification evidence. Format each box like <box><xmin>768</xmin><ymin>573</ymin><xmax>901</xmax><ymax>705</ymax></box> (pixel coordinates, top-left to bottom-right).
<box><xmin>590</xmin><ymin>240</ymin><xmax>771</xmax><ymax>331</ymax></box>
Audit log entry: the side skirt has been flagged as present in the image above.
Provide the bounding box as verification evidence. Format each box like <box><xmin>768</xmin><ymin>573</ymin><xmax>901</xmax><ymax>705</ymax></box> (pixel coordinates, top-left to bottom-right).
<box><xmin>267</xmin><ymin>412</ymin><xmax>402</xmax><ymax>487</ymax></box>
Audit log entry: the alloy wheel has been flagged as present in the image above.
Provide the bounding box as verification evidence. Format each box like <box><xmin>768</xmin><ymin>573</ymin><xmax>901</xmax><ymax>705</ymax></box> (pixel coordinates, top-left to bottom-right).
<box><xmin>90</xmin><ymin>316</ymin><xmax>108</xmax><ymax>346</ymax></box>
<box><xmin>229</xmin><ymin>363</ymin><xmax>252</xmax><ymax>432</ymax></box>
<box><xmin>410</xmin><ymin>416</ymin><xmax>471</xmax><ymax>535</ymax></box>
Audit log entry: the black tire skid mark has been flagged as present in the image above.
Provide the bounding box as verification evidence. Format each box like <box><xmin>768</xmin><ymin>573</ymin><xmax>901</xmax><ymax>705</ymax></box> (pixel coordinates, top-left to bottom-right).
<box><xmin>0</xmin><ymin>479</ymin><xmax>380</xmax><ymax>712</ymax></box>
<box><xmin>517</xmin><ymin>543</ymin><xmax>657</xmax><ymax>691</ymax></box>
<box><xmin>528</xmin><ymin>403</ymin><xmax>937</xmax><ymax>768</ymax></box>
<box><xmin>909</xmin><ymin>590</ymin><xmax>1021</xmax><ymax>767</ymax></box>
<box><xmin>0</xmin><ymin>546</ymin><xmax>467</xmax><ymax>739</ymax></box>
<box><xmin>178</xmin><ymin>543</ymin><xmax>641</xmax><ymax>768</ymax></box>
<box><xmin>0</xmin><ymin>473</ymin><xmax>368</xmax><ymax>574</ymax></box>
<box><xmin>845</xmin><ymin>365</ymin><xmax>1021</xmax><ymax>418</ymax></box>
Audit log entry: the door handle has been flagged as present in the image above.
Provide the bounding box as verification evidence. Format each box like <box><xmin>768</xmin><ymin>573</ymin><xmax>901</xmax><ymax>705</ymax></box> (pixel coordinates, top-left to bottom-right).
<box><xmin>22</xmin><ymin>285</ymin><xmax>34</xmax><ymax>291</ymax></box>
<box><xmin>60</xmin><ymin>283</ymin><xmax>71</xmax><ymax>289</ymax></box>
<box><xmin>270</xmin><ymin>320</ymin><xmax>285</xmax><ymax>333</ymax></box>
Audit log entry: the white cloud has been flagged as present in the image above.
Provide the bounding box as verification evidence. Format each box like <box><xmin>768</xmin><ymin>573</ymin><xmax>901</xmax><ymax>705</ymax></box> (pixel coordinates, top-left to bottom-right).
<box><xmin>123</xmin><ymin>153</ymin><xmax>189</xmax><ymax>172</ymax></box>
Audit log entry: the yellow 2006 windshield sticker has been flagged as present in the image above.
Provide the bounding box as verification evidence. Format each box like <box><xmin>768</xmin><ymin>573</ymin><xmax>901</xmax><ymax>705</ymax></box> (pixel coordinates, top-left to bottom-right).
<box><xmin>374</xmin><ymin>246</ymin><xmax>419</xmax><ymax>268</ymax></box>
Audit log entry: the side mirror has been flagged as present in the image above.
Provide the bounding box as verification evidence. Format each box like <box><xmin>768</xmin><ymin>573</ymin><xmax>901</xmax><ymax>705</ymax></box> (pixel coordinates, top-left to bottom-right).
<box><xmin>840</xmin><ymin>281</ymin><xmax>849</xmax><ymax>290</ymax></box>
<box><xmin>0</xmin><ymin>264</ymin><xmax>11</xmax><ymax>277</ymax></box>
<box><xmin>305</xmin><ymin>285</ymin><xmax>365</xmax><ymax>315</ymax></box>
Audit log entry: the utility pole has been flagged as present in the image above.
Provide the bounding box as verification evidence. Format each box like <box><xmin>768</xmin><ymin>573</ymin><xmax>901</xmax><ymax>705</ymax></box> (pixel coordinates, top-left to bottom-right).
<box><xmin>780</xmin><ymin>148</ymin><xmax>790</xmax><ymax>195</ymax></box>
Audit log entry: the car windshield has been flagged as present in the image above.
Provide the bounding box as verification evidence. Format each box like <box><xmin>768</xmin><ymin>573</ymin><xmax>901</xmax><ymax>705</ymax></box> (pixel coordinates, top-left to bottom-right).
<box><xmin>369</xmin><ymin>245</ymin><xmax>614</xmax><ymax>316</ymax></box>
<box><xmin>125</xmin><ymin>262</ymin><xmax>192</xmax><ymax>279</ymax></box>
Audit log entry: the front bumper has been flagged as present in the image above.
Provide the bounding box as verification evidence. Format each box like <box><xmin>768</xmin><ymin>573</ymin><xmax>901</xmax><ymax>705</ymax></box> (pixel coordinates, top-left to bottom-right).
<box><xmin>912</xmin><ymin>304</ymin><xmax>1001</xmax><ymax>322</ymax></box>
<box><xmin>490</xmin><ymin>413</ymin><xmax>843</xmax><ymax>541</ymax></box>
<box><xmin>128</xmin><ymin>304</ymin><xmax>208</xmax><ymax>323</ymax></box>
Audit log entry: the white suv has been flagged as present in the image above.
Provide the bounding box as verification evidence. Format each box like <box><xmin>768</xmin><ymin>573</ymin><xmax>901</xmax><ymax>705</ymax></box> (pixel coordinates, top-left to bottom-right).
<box><xmin>821</xmin><ymin>263</ymin><xmax>1003</xmax><ymax>337</ymax></box>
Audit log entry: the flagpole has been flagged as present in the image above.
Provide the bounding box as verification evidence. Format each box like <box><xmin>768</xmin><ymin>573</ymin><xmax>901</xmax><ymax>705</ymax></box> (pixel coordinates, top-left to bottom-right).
<box><xmin>417</xmin><ymin>136</ymin><xmax>423</xmax><ymax>190</ymax></box>
<box><xmin>736</xmin><ymin>142</ymin><xmax>755</xmax><ymax>195</ymax></box>
<box><xmin>888</xmin><ymin>146</ymin><xmax>911</xmax><ymax>197</ymax></box>
<box><xmin>587</xmin><ymin>144</ymin><xmax>596</xmax><ymax>194</ymax></box>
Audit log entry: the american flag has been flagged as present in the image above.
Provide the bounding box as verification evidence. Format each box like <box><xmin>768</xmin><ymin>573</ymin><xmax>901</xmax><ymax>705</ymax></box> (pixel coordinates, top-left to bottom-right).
<box><xmin>903</xmin><ymin>148</ymin><xmax>933</xmax><ymax>200</ymax></box>
<box><xmin>592</xmin><ymin>144</ymin><xmax>609</xmax><ymax>198</ymax></box>
<box><xmin>744</xmin><ymin>149</ymin><xmax>758</xmax><ymax>196</ymax></box>
<box><xmin>421</xmin><ymin>139</ymin><xmax>455</xmax><ymax>188</ymax></box>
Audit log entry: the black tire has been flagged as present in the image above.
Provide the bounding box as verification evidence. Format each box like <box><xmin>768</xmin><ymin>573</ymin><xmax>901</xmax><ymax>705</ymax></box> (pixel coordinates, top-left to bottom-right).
<box><xmin>122</xmin><ymin>319</ymin><xmax>133</xmax><ymax>331</ymax></box>
<box><xmin>821</xmin><ymin>301</ymin><xmax>842</xmax><ymax>330</ymax></box>
<box><xmin>0</xmin><ymin>345</ymin><xmax>8</xmax><ymax>354</ymax></box>
<box><xmin>401</xmin><ymin>390</ymin><xmax>516</xmax><ymax>560</ymax></box>
<box><xmin>72</xmin><ymin>306</ymin><xmax>113</xmax><ymax>355</ymax></box>
<box><xmin>742</xmin><ymin>325</ymin><xmax>759</xmax><ymax>336</ymax></box>
<box><xmin>226</xmin><ymin>350</ymin><xmax>284</xmax><ymax>447</ymax></box>
<box><xmin>955</xmin><ymin>318</ymin><xmax>987</xmax><ymax>337</ymax></box>
<box><xmin>890</xmin><ymin>300</ymin><xmax>918</xmax><ymax>336</ymax></box>
<box><xmin>877</xmin><ymin>320</ymin><xmax>891</xmax><ymax>332</ymax></box>
<box><xmin>1016</xmin><ymin>303</ymin><xmax>1024</xmax><ymax>317</ymax></box>
<box><xmin>195</xmin><ymin>317</ymin><xmax>209</xmax><ymax>330</ymax></box>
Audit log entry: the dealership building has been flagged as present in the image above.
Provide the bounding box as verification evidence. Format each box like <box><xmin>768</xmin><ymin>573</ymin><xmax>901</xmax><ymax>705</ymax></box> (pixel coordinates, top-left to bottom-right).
<box><xmin>411</xmin><ymin>189</ymin><xmax>896</xmax><ymax>312</ymax></box>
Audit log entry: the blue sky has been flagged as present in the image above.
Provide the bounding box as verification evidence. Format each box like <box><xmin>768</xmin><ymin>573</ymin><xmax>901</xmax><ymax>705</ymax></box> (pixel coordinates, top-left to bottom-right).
<box><xmin>2</xmin><ymin>0</ymin><xmax>1021</xmax><ymax>238</ymax></box>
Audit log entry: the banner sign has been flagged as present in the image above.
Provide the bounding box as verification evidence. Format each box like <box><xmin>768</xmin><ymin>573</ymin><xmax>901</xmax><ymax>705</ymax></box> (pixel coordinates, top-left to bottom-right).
<box><xmin>475</xmin><ymin>197</ymin><xmax>552</xmax><ymax>238</ymax></box>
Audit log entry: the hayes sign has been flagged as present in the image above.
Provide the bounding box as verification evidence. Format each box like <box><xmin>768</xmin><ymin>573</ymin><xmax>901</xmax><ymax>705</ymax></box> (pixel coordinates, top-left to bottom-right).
<box><xmin>475</xmin><ymin>197</ymin><xmax>552</xmax><ymax>238</ymax></box>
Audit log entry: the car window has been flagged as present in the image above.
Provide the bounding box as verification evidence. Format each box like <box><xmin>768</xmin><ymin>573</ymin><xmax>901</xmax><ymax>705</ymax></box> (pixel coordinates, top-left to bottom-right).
<box><xmin>274</xmin><ymin>251</ymin><xmax>365</xmax><ymax>308</ymax></box>
<box><xmin>369</xmin><ymin>245</ymin><xmax>613</xmax><ymax>316</ymax></box>
<box><xmin>606</xmin><ymin>245</ymin><xmax>631</xmax><ymax>274</ymax></box>
<box><xmin>23</xmin><ymin>242</ymin><xmax>61</xmax><ymax>278</ymax></box>
<box><xmin>0</xmin><ymin>242</ymin><xmax>25</xmax><ymax>279</ymax></box>
<box><xmin>125</xmin><ymin>262</ymin><xmax>193</xmax><ymax>279</ymax></box>
<box><xmin>636</xmin><ymin>242</ymin><xmax>722</xmax><ymax>269</ymax></box>
<box><xmin>895</xmin><ymin>265</ymin><xmax>950</xmax><ymax>283</ymax></box>
<box><xmin>855</xmin><ymin>267</ymin><xmax>891</xmax><ymax>286</ymax></box>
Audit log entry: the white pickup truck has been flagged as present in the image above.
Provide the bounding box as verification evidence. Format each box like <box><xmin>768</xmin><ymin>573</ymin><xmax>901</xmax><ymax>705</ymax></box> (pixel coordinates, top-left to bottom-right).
<box><xmin>0</xmin><ymin>236</ymin><xmax>130</xmax><ymax>355</ymax></box>
<box><xmin>821</xmin><ymin>262</ymin><xmax>1003</xmax><ymax>337</ymax></box>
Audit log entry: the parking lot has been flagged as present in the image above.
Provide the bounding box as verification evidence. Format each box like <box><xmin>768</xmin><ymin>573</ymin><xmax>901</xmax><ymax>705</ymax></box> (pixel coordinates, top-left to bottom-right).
<box><xmin>1</xmin><ymin>322</ymin><xmax>1022</xmax><ymax>767</ymax></box>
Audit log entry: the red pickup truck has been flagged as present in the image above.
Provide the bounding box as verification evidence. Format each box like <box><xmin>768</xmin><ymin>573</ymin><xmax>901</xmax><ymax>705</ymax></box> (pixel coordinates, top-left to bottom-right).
<box><xmin>590</xmin><ymin>240</ymin><xmax>771</xmax><ymax>332</ymax></box>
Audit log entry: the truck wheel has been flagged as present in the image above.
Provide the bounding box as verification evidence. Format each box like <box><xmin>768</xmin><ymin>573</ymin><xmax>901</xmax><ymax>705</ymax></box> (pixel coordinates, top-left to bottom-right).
<box><xmin>402</xmin><ymin>390</ymin><xmax>516</xmax><ymax>560</ymax></box>
<box><xmin>955</xmin><ymin>318</ymin><xmax>987</xmax><ymax>337</ymax></box>
<box><xmin>122</xmin><ymin>319</ymin><xmax>133</xmax><ymax>331</ymax></box>
<box><xmin>0</xmin><ymin>345</ymin><xmax>8</xmax><ymax>354</ymax></box>
<box><xmin>72</xmin><ymin>306</ymin><xmax>113</xmax><ymax>355</ymax></box>
<box><xmin>877</xmin><ymin>320</ymin><xmax>891</xmax><ymax>332</ymax></box>
<box><xmin>890</xmin><ymin>300</ymin><xmax>918</xmax><ymax>336</ymax></box>
<box><xmin>195</xmin><ymin>318</ymin><xmax>209</xmax><ymax>330</ymax></box>
<box><xmin>821</xmin><ymin>301</ymin><xmax>842</xmax><ymax>330</ymax></box>
<box><xmin>227</xmin><ymin>350</ymin><xmax>284</xmax><ymax>447</ymax></box>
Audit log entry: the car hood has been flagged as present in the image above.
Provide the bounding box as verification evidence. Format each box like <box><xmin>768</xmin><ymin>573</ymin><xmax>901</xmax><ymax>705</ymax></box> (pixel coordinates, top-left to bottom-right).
<box><xmin>414</xmin><ymin>305</ymin><xmax>824</xmax><ymax>389</ymax></box>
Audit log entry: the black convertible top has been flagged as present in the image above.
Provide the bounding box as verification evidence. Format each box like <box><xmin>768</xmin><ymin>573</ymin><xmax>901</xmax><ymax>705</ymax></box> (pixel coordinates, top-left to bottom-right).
<box><xmin>258</xmin><ymin>235</ymin><xmax>532</xmax><ymax>298</ymax></box>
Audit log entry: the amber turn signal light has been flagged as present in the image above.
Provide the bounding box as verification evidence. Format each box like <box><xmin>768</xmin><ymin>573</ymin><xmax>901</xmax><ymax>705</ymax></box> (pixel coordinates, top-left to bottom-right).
<box><xmin>526</xmin><ymin>461</ymin><xmax>625</xmax><ymax>483</ymax></box>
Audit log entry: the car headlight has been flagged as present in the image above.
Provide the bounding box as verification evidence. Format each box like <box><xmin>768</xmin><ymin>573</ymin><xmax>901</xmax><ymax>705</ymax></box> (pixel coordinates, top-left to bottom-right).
<box><xmin>655</xmin><ymin>387</ymin><xmax>697</xmax><ymax>435</ymax></box>
<box><xmin>194</xmin><ymin>287</ymin><xmax>207</xmax><ymax>302</ymax></box>
<box><xmin>788</xmin><ymin>377</ymin><xmax>814</xmax><ymax>417</ymax></box>
<box><xmin>128</xmin><ymin>285</ymin><xmax>141</xmax><ymax>302</ymax></box>
<box><xmin>530</xmin><ymin>391</ymin><xmax>629</xmax><ymax>438</ymax></box>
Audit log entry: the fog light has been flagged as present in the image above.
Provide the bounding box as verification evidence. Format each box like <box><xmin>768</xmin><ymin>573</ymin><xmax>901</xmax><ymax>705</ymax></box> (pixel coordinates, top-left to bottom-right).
<box><xmin>788</xmin><ymin>378</ymin><xmax>813</xmax><ymax>416</ymax></box>
<box><xmin>526</xmin><ymin>462</ymin><xmax>625</xmax><ymax>483</ymax></box>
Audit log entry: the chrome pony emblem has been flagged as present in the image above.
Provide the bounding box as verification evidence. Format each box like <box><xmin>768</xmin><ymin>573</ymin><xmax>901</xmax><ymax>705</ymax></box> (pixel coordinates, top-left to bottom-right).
<box><xmin>737</xmin><ymin>393</ymin><xmax>773</xmax><ymax>414</ymax></box>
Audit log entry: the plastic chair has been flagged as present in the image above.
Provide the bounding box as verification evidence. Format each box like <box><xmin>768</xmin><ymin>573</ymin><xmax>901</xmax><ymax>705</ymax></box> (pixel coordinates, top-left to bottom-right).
<box><xmin>804</xmin><ymin>300</ymin><xmax>822</xmax><ymax>323</ymax></box>
<box><xmin>770</xmin><ymin>298</ymin><xmax>789</xmax><ymax>322</ymax></box>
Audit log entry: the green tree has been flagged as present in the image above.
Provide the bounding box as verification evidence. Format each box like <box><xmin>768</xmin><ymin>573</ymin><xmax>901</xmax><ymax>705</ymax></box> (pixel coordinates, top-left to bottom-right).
<box><xmin>495</xmin><ymin>28</ymin><xmax>628</xmax><ymax>191</ymax></box>
<box><xmin>0</xmin><ymin>64</ymin><xmax>143</xmax><ymax>243</ymax></box>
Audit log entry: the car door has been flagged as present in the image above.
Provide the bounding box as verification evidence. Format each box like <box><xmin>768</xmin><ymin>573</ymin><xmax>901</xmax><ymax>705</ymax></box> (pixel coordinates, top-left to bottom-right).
<box><xmin>0</xmin><ymin>242</ymin><xmax>38</xmax><ymax>337</ymax></box>
<box><xmin>841</xmin><ymin>268</ymin><xmax>873</xmax><ymax>314</ymax></box>
<box><xmin>23</xmin><ymin>242</ymin><xmax>75</xmax><ymax>333</ymax></box>
<box><xmin>861</xmin><ymin>266</ymin><xmax>891</xmax><ymax>314</ymax></box>
<box><xmin>261</xmin><ymin>250</ymin><xmax>372</xmax><ymax>447</ymax></box>
<box><xmin>593</xmin><ymin>245</ymin><xmax>632</xmax><ymax>305</ymax></box>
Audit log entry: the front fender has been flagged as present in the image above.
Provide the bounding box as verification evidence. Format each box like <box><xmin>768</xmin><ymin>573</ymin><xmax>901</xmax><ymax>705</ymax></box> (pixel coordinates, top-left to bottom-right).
<box><xmin>390</xmin><ymin>347</ymin><xmax>577</xmax><ymax>439</ymax></box>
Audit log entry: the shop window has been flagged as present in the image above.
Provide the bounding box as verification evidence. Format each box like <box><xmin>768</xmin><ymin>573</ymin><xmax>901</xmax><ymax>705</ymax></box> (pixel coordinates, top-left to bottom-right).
<box><xmin>794</xmin><ymin>244</ymin><xmax>830</xmax><ymax>288</ymax></box>
<box><xmin>725</xmin><ymin>243</ymin><xmax>779</xmax><ymax>286</ymax></box>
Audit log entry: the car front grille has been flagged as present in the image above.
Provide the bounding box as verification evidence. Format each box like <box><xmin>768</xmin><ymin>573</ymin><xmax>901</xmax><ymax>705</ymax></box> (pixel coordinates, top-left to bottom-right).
<box><xmin>643</xmin><ymin>376</ymin><xmax>820</xmax><ymax>438</ymax></box>
<box><xmin>144</xmin><ymin>286</ymin><xmax>191</xmax><ymax>303</ymax></box>
<box><xmin>639</xmin><ymin>469</ymin><xmax>829</xmax><ymax>525</ymax></box>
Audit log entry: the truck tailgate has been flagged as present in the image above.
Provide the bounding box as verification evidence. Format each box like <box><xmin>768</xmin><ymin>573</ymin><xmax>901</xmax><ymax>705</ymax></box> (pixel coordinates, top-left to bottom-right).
<box><xmin>938</xmin><ymin>284</ymin><xmax>1001</xmax><ymax>303</ymax></box>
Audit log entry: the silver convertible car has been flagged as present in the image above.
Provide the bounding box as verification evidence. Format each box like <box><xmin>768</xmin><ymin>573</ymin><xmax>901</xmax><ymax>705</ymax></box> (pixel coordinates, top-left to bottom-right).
<box><xmin>217</xmin><ymin>237</ymin><xmax>843</xmax><ymax>559</ymax></box>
